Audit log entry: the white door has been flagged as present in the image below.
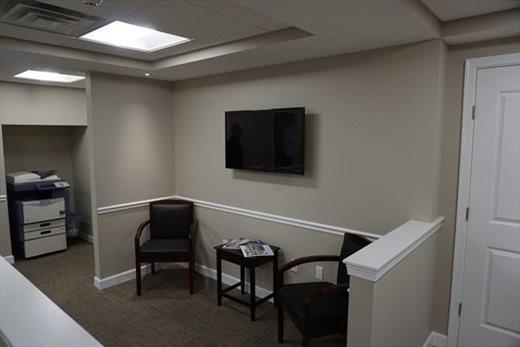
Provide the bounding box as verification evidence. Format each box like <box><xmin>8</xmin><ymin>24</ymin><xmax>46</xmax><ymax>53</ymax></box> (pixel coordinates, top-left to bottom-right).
<box><xmin>459</xmin><ymin>64</ymin><xmax>520</xmax><ymax>346</ymax></box>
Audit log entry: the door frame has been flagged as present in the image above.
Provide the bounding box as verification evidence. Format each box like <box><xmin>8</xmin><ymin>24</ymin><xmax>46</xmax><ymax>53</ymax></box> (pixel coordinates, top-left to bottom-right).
<box><xmin>447</xmin><ymin>52</ymin><xmax>520</xmax><ymax>346</ymax></box>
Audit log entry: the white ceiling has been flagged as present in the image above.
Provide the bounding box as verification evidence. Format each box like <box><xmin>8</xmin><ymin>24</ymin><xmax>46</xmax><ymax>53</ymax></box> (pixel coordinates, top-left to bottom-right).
<box><xmin>0</xmin><ymin>0</ymin><xmax>289</xmax><ymax>61</ymax></box>
<box><xmin>0</xmin><ymin>0</ymin><xmax>518</xmax><ymax>87</ymax></box>
<box><xmin>422</xmin><ymin>0</ymin><xmax>520</xmax><ymax>21</ymax></box>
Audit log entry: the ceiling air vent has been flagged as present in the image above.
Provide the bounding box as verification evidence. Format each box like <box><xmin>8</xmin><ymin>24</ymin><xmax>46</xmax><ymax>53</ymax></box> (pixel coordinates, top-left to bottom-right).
<box><xmin>0</xmin><ymin>0</ymin><xmax>106</xmax><ymax>37</ymax></box>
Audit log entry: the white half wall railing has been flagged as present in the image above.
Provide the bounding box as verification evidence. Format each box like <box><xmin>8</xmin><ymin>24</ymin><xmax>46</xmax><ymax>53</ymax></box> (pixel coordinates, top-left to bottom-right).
<box><xmin>97</xmin><ymin>195</ymin><xmax>382</xmax><ymax>241</ymax></box>
<box><xmin>343</xmin><ymin>216</ymin><xmax>444</xmax><ymax>282</ymax></box>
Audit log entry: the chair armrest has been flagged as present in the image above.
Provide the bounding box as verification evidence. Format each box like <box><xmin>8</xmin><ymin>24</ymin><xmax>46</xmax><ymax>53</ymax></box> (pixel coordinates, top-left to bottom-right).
<box><xmin>188</xmin><ymin>220</ymin><xmax>198</xmax><ymax>240</ymax></box>
<box><xmin>135</xmin><ymin>220</ymin><xmax>150</xmax><ymax>250</ymax></box>
<box><xmin>279</xmin><ymin>255</ymin><xmax>341</xmax><ymax>274</ymax></box>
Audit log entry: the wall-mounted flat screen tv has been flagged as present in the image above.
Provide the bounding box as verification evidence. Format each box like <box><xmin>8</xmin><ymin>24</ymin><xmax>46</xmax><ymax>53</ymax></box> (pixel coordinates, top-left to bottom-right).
<box><xmin>225</xmin><ymin>107</ymin><xmax>305</xmax><ymax>175</ymax></box>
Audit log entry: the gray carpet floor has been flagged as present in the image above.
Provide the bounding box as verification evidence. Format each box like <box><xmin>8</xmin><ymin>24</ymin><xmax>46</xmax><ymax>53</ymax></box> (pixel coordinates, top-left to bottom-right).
<box><xmin>14</xmin><ymin>239</ymin><xmax>345</xmax><ymax>347</ymax></box>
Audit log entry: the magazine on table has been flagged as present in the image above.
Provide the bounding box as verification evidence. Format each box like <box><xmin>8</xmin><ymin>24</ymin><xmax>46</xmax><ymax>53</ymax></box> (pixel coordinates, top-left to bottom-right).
<box><xmin>240</xmin><ymin>241</ymin><xmax>274</xmax><ymax>257</ymax></box>
<box><xmin>222</xmin><ymin>238</ymin><xmax>252</xmax><ymax>249</ymax></box>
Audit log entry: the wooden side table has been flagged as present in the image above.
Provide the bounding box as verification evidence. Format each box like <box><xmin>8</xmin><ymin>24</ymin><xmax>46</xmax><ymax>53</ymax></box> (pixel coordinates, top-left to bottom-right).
<box><xmin>214</xmin><ymin>243</ymin><xmax>279</xmax><ymax>321</ymax></box>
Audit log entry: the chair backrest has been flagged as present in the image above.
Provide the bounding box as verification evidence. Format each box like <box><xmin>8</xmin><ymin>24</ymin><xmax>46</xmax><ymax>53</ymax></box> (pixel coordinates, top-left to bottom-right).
<box><xmin>149</xmin><ymin>199</ymin><xmax>193</xmax><ymax>239</ymax></box>
<box><xmin>337</xmin><ymin>233</ymin><xmax>371</xmax><ymax>285</ymax></box>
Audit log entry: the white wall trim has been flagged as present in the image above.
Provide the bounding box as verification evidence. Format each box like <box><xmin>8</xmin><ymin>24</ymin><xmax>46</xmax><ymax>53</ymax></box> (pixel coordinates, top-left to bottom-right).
<box><xmin>3</xmin><ymin>255</ymin><xmax>14</xmax><ymax>265</ymax></box>
<box><xmin>78</xmin><ymin>231</ymin><xmax>94</xmax><ymax>244</ymax></box>
<box><xmin>97</xmin><ymin>195</ymin><xmax>176</xmax><ymax>215</ymax></box>
<box><xmin>0</xmin><ymin>194</ymin><xmax>6</xmax><ymax>203</ymax></box>
<box><xmin>432</xmin><ymin>332</ymin><xmax>448</xmax><ymax>347</ymax></box>
<box><xmin>422</xmin><ymin>332</ymin><xmax>434</xmax><ymax>347</ymax></box>
<box><xmin>343</xmin><ymin>217</ymin><xmax>444</xmax><ymax>282</ymax></box>
<box><xmin>96</xmin><ymin>195</ymin><xmax>382</xmax><ymax>240</ymax></box>
<box><xmin>195</xmin><ymin>263</ymin><xmax>273</xmax><ymax>303</ymax></box>
<box><xmin>94</xmin><ymin>264</ymin><xmax>152</xmax><ymax>290</ymax></box>
<box><xmin>94</xmin><ymin>262</ymin><xmax>273</xmax><ymax>302</ymax></box>
<box><xmin>174</xmin><ymin>195</ymin><xmax>382</xmax><ymax>240</ymax></box>
<box><xmin>422</xmin><ymin>331</ymin><xmax>448</xmax><ymax>347</ymax></box>
<box><xmin>175</xmin><ymin>262</ymin><xmax>274</xmax><ymax>303</ymax></box>
<box><xmin>447</xmin><ymin>52</ymin><xmax>520</xmax><ymax>347</ymax></box>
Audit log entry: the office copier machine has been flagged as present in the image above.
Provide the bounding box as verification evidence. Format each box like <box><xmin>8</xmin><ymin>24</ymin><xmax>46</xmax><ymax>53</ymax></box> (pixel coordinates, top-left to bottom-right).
<box><xmin>6</xmin><ymin>172</ymin><xmax>70</xmax><ymax>258</ymax></box>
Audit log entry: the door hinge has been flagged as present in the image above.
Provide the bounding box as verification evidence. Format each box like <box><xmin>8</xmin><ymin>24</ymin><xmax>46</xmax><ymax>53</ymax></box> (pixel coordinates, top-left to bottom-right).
<box><xmin>465</xmin><ymin>207</ymin><xmax>470</xmax><ymax>221</ymax></box>
<box><xmin>472</xmin><ymin>105</ymin><xmax>476</xmax><ymax>120</ymax></box>
<box><xmin>458</xmin><ymin>302</ymin><xmax>462</xmax><ymax>316</ymax></box>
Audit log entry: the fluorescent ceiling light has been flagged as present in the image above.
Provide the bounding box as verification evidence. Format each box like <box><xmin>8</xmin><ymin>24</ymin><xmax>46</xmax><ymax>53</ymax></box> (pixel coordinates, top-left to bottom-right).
<box><xmin>80</xmin><ymin>21</ymin><xmax>190</xmax><ymax>52</ymax></box>
<box><xmin>14</xmin><ymin>70</ymin><xmax>85</xmax><ymax>83</ymax></box>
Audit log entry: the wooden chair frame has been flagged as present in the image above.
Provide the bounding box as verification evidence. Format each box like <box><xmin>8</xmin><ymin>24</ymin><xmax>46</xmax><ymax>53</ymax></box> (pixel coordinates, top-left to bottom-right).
<box><xmin>134</xmin><ymin>199</ymin><xmax>197</xmax><ymax>295</ymax></box>
<box><xmin>277</xmin><ymin>234</ymin><xmax>370</xmax><ymax>347</ymax></box>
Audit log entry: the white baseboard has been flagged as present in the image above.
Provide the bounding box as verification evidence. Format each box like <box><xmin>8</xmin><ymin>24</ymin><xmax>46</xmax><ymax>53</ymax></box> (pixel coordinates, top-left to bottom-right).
<box><xmin>94</xmin><ymin>261</ymin><xmax>273</xmax><ymax>302</ymax></box>
<box><xmin>156</xmin><ymin>262</ymin><xmax>273</xmax><ymax>302</ymax></box>
<box><xmin>4</xmin><ymin>255</ymin><xmax>14</xmax><ymax>265</ymax></box>
<box><xmin>78</xmin><ymin>232</ymin><xmax>94</xmax><ymax>244</ymax></box>
<box><xmin>422</xmin><ymin>331</ymin><xmax>447</xmax><ymax>347</ymax></box>
<box><xmin>192</xmin><ymin>263</ymin><xmax>274</xmax><ymax>303</ymax></box>
<box><xmin>94</xmin><ymin>264</ymin><xmax>152</xmax><ymax>290</ymax></box>
<box><xmin>432</xmin><ymin>332</ymin><xmax>447</xmax><ymax>347</ymax></box>
<box><xmin>422</xmin><ymin>332</ymin><xmax>433</xmax><ymax>347</ymax></box>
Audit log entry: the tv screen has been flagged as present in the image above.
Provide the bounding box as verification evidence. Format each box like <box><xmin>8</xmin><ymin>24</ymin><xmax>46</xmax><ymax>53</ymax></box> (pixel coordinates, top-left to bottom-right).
<box><xmin>225</xmin><ymin>107</ymin><xmax>305</xmax><ymax>175</ymax></box>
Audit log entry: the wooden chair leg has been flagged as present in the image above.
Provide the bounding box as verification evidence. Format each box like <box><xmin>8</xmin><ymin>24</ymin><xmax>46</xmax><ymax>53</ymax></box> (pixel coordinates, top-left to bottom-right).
<box><xmin>189</xmin><ymin>258</ymin><xmax>194</xmax><ymax>295</ymax></box>
<box><xmin>151</xmin><ymin>262</ymin><xmax>156</xmax><ymax>275</ymax></box>
<box><xmin>136</xmin><ymin>259</ymin><xmax>142</xmax><ymax>296</ymax></box>
<box><xmin>278</xmin><ymin>304</ymin><xmax>284</xmax><ymax>343</ymax></box>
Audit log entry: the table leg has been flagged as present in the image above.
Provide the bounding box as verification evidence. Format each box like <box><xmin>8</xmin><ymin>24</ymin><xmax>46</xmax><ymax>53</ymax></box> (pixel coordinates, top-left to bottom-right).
<box><xmin>240</xmin><ymin>265</ymin><xmax>245</xmax><ymax>294</ymax></box>
<box><xmin>250</xmin><ymin>265</ymin><xmax>256</xmax><ymax>321</ymax></box>
<box><xmin>273</xmin><ymin>251</ymin><xmax>279</xmax><ymax>306</ymax></box>
<box><xmin>217</xmin><ymin>251</ymin><xmax>222</xmax><ymax>306</ymax></box>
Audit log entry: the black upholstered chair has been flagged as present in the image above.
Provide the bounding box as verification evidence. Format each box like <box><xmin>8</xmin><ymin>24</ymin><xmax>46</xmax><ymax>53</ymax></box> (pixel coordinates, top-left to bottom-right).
<box><xmin>134</xmin><ymin>199</ymin><xmax>197</xmax><ymax>295</ymax></box>
<box><xmin>277</xmin><ymin>233</ymin><xmax>370</xmax><ymax>347</ymax></box>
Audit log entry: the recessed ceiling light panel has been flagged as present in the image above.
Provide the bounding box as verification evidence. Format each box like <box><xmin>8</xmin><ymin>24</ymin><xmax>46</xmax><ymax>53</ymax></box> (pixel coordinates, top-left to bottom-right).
<box><xmin>14</xmin><ymin>70</ymin><xmax>85</xmax><ymax>83</ymax></box>
<box><xmin>80</xmin><ymin>21</ymin><xmax>191</xmax><ymax>52</ymax></box>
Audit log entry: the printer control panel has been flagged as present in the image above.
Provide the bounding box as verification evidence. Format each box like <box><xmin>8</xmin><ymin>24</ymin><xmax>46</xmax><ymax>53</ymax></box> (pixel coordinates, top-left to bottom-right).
<box><xmin>54</xmin><ymin>182</ymin><xmax>70</xmax><ymax>188</ymax></box>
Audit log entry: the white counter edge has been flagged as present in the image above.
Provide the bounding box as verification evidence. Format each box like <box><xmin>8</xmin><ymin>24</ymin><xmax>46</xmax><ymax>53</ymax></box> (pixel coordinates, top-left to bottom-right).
<box><xmin>0</xmin><ymin>257</ymin><xmax>103</xmax><ymax>347</ymax></box>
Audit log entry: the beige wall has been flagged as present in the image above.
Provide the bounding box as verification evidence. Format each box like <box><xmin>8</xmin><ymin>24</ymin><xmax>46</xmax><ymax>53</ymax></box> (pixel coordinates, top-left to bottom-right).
<box><xmin>0</xmin><ymin>82</ymin><xmax>86</xmax><ymax>126</ymax></box>
<box><xmin>2</xmin><ymin>126</ymin><xmax>76</xmax><ymax>200</ymax></box>
<box><xmin>88</xmin><ymin>72</ymin><xmax>175</xmax><ymax>277</ymax></box>
<box><xmin>97</xmin><ymin>208</ymin><xmax>150</xmax><ymax>277</ymax></box>
<box><xmin>433</xmin><ymin>36</ymin><xmax>520</xmax><ymax>334</ymax></box>
<box><xmin>193</xmin><ymin>206</ymin><xmax>344</xmax><ymax>289</ymax></box>
<box><xmin>347</xmin><ymin>277</ymin><xmax>374</xmax><ymax>347</ymax></box>
<box><xmin>171</xmin><ymin>39</ymin><xmax>446</xmax><ymax>287</ymax></box>
<box><xmin>0</xmin><ymin>203</ymin><xmax>10</xmax><ymax>257</ymax></box>
<box><xmin>1</xmin><ymin>35</ymin><xmax>512</xmax><ymax>341</ymax></box>
<box><xmin>348</xmin><ymin>232</ymin><xmax>438</xmax><ymax>347</ymax></box>
<box><xmin>1</xmin><ymin>126</ymin><xmax>96</xmax><ymax>239</ymax></box>
<box><xmin>0</xmin><ymin>83</ymin><xmax>86</xmax><ymax>257</ymax></box>
<box><xmin>0</xmin><ymin>126</ymin><xmax>10</xmax><ymax>257</ymax></box>
<box><xmin>71</xmin><ymin>127</ymin><xmax>95</xmax><ymax>238</ymax></box>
